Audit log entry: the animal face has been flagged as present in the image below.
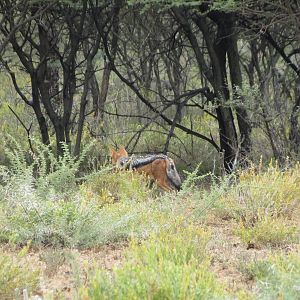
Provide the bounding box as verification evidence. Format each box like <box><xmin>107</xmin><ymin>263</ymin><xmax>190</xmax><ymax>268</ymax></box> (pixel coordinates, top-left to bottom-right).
<box><xmin>110</xmin><ymin>146</ymin><xmax>128</xmax><ymax>164</ymax></box>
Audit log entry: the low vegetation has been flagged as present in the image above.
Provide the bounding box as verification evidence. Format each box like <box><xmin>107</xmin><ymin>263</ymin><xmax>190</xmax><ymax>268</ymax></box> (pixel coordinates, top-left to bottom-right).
<box><xmin>80</xmin><ymin>225</ymin><xmax>227</xmax><ymax>300</ymax></box>
<box><xmin>0</xmin><ymin>248</ymin><xmax>40</xmax><ymax>300</ymax></box>
<box><xmin>213</xmin><ymin>163</ymin><xmax>300</xmax><ymax>248</ymax></box>
<box><xmin>0</xmin><ymin>144</ymin><xmax>299</xmax><ymax>298</ymax></box>
<box><xmin>242</xmin><ymin>253</ymin><xmax>300</xmax><ymax>299</ymax></box>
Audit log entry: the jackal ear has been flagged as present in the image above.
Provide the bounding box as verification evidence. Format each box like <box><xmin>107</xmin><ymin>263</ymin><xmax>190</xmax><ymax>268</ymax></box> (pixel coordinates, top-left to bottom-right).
<box><xmin>109</xmin><ymin>148</ymin><xmax>117</xmax><ymax>160</ymax></box>
<box><xmin>118</xmin><ymin>146</ymin><xmax>128</xmax><ymax>157</ymax></box>
<box><xmin>110</xmin><ymin>148</ymin><xmax>118</xmax><ymax>164</ymax></box>
<box><xmin>109</xmin><ymin>147</ymin><xmax>116</xmax><ymax>157</ymax></box>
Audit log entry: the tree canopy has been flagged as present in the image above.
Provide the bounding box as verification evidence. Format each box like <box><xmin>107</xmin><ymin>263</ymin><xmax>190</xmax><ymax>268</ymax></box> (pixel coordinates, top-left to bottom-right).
<box><xmin>1</xmin><ymin>0</ymin><xmax>299</xmax><ymax>170</ymax></box>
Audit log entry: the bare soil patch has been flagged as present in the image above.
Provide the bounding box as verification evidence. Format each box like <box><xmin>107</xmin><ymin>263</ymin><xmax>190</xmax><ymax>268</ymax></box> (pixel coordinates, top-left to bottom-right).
<box><xmin>206</xmin><ymin>218</ymin><xmax>298</xmax><ymax>296</ymax></box>
<box><xmin>1</xmin><ymin>243</ymin><xmax>126</xmax><ymax>299</ymax></box>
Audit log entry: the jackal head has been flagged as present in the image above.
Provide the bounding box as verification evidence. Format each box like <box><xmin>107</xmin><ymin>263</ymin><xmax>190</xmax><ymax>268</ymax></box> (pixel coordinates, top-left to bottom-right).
<box><xmin>110</xmin><ymin>146</ymin><xmax>128</xmax><ymax>164</ymax></box>
<box><xmin>166</xmin><ymin>158</ymin><xmax>182</xmax><ymax>191</ymax></box>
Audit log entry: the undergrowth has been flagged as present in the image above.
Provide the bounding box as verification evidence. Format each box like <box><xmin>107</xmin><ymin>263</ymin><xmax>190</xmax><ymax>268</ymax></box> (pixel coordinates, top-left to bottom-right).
<box><xmin>80</xmin><ymin>224</ymin><xmax>227</xmax><ymax>300</ymax></box>
<box><xmin>212</xmin><ymin>162</ymin><xmax>300</xmax><ymax>247</ymax></box>
<box><xmin>0</xmin><ymin>247</ymin><xmax>40</xmax><ymax>300</ymax></box>
<box><xmin>0</xmin><ymin>138</ymin><xmax>92</xmax><ymax>200</ymax></box>
<box><xmin>242</xmin><ymin>253</ymin><xmax>300</xmax><ymax>299</ymax></box>
<box><xmin>236</xmin><ymin>216</ymin><xmax>298</xmax><ymax>248</ymax></box>
<box><xmin>81</xmin><ymin>168</ymin><xmax>155</xmax><ymax>205</ymax></box>
<box><xmin>0</xmin><ymin>139</ymin><xmax>180</xmax><ymax>247</ymax></box>
<box><xmin>0</xmin><ymin>139</ymin><xmax>299</xmax><ymax>298</ymax></box>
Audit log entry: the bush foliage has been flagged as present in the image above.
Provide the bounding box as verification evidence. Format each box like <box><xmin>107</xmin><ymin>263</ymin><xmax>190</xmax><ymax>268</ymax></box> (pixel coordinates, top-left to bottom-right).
<box><xmin>0</xmin><ymin>140</ymin><xmax>299</xmax><ymax>298</ymax></box>
<box><xmin>0</xmin><ymin>248</ymin><xmax>40</xmax><ymax>300</ymax></box>
<box><xmin>212</xmin><ymin>163</ymin><xmax>300</xmax><ymax>247</ymax></box>
<box><xmin>81</xmin><ymin>225</ymin><xmax>227</xmax><ymax>300</ymax></box>
<box><xmin>243</xmin><ymin>253</ymin><xmax>300</xmax><ymax>299</ymax></box>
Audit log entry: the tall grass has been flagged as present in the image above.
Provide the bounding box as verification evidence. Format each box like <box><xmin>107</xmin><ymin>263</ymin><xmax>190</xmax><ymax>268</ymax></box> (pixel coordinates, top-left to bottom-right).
<box><xmin>212</xmin><ymin>162</ymin><xmax>300</xmax><ymax>247</ymax></box>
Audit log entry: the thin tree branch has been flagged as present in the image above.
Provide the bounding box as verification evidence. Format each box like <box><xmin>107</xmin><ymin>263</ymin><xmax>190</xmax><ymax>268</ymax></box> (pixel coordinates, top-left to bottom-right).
<box><xmin>8</xmin><ymin>105</ymin><xmax>34</xmax><ymax>154</ymax></box>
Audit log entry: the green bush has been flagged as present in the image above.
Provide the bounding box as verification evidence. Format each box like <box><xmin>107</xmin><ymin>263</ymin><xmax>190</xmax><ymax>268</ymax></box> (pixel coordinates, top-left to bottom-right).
<box><xmin>243</xmin><ymin>253</ymin><xmax>300</xmax><ymax>299</ymax></box>
<box><xmin>236</xmin><ymin>216</ymin><xmax>299</xmax><ymax>248</ymax></box>
<box><xmin>0</xmin><ymin>249</ymin><xmax>40</xmax><ymax>300</ymax></box>
<box><xmin>0</xmin><ymin>199</ymin><xmax>95</xmax><ymax>247</ymax></box>
<box><xmin>212</xmin><ymin>163</ymin><xmax>300</xmax><ymax>247</ymax></box>
<box><xmin>0</xmin><ymin>186</ymin><xmax>179</xmax><ymax>248</ymax></box>
<box><xmin>82</xmin><ymin>168</ymin><xmax>154</xmax><ymax>206</ymax></box>
<box><xmin>81</xmin><ymin>225</ymin><xmax>227</xmax><ymax>300</ymax></box>
<box><xmin>0</xmin><ymin>138</ymin><xmax>180</xmax><ymax>248</ymax></box>
<box><xmin>0</xmin><ymin>138</ymin><xmax>93</xmax><ymax>201</ymax></box>
<box><xmin>215</xmin><ymin>164</ymin><xmax>299</xmax><ymax>221</ymax></box>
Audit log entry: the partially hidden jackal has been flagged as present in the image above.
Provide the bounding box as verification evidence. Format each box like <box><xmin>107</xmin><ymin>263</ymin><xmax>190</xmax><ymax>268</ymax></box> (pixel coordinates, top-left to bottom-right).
<box><xmin>110</xmin><ymin>147</ymin><xmax>182</xmax><ymax>192</ymax></box>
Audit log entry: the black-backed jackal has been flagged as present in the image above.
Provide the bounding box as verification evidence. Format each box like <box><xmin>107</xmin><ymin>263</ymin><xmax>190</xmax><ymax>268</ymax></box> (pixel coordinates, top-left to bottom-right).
<box><xmin>110</xmin><ymin>147</ymin><xmax>182</xmax><ymax>192</ymax></box>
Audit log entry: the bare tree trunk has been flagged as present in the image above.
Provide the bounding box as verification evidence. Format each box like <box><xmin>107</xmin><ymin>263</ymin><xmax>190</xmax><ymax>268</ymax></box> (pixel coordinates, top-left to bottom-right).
<box><xmin>31</xmin><ymin>76</ymin><xmax>50</xmax><ymax>146</ymax></box>
<box><xmin>74</xmin><ymin>36</ymin><xmax>101</xmax><ymax>156</ymax></box>
<box><xmin>74</xmin><ymin>78</ymin><xmax>89</xmax><ymax>156</ymax></box>
<box><xmin>97</xmin><ymin>1</ymin><xmax>121</xmax><ymax>121</ymax></box>
<box><xmin>226</xmin><ymin>17</ymin><xmax>252</xmax><ymax>158</ymax></box>
<box><xmin>37</xmin><ymin>23</ymin><xmax>66</xmax><ymax>155</ymax></box>
<box><xmin>202</xmin><ymin>15</ymin><xmax>238</xmax><ymax>171</ymax></box>
<box><xmin>289</xmin><ymin>86</ymin><xmax>300</xmax><ymax>156</ymax></box>
<box><xmin>173</xmin><ymin>8</ymin><xmax>238</xmax><ymax>172</ymax></box>
<box><xmin>98</xmin><ymin>63</ymin><xmax>112</xmax><ymax>119</ymax></box>
<box><xmin>90</xmin><ymin>74</ymin><xmax>100</xmax><ymax>115</ymax></box>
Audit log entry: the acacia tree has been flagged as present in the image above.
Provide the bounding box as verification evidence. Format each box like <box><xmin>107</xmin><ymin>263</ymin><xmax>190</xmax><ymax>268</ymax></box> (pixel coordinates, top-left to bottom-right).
<box><xmin>90</xmin><ymin>1</ymin><xmax>221</xmax><ymax>157</ymax></box>
<box><xmin>122</xmin><ymin>0</ymin><xmax>300</xmax><ymax>167</ymax></box>
<box><xmin>0</xmin><ymin>0</ymin><xmax>100</xmax><ymax>155</ymax></box>
<box><xmin>111</xmin><ymin>1</ymin><xmax>252</xmax><ymax>170</ymax></box>
<box><xmin>2</xmin><ymin>0</ymin><xmax>299</xmax><ymax>167</ymax></box>
<box><xmin>0</xmin><ymin>0</ymin><xmax>56</xmax><ymax>146</ymax></box>
<box><xmin>237</xmin><ymin>0</ymin><xmax>300</xmax><ymax>158</ymax></box>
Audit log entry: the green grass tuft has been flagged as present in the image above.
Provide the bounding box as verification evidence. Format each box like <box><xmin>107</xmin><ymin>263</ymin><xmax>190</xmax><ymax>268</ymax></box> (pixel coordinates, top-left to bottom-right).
<box><xmin>0</xmin><ymin>249</ymin><xmax>40</xmax><ymax>300</ymax></box>
<box><xmin>81</xmin><ymin>225</ymin><xmax>227</xmax><ymax>300</ymax></box>
<box><xmin>243</xmin><ymin>253</ymin><xmax>300</xmax><ymax>299</ymax></box>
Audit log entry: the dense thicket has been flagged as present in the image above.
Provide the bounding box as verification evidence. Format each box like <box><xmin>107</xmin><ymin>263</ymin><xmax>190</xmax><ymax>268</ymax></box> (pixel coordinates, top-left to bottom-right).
<box><xmin>0</xmin><ymin>0</ymin><xmax>299</xmax><ymax>171</ymax></box>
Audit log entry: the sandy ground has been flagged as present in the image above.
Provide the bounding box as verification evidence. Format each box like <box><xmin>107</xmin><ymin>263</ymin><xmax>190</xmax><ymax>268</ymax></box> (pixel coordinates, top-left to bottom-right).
<box><xmin>207</xmin><ymin>219</ymin><xmax>298</xmax><ymax>296</ymax></box>
<box><xmin>1</xmin><ymin>243</ymin><xmax>126</xmax><ymax>299</ymax></box>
